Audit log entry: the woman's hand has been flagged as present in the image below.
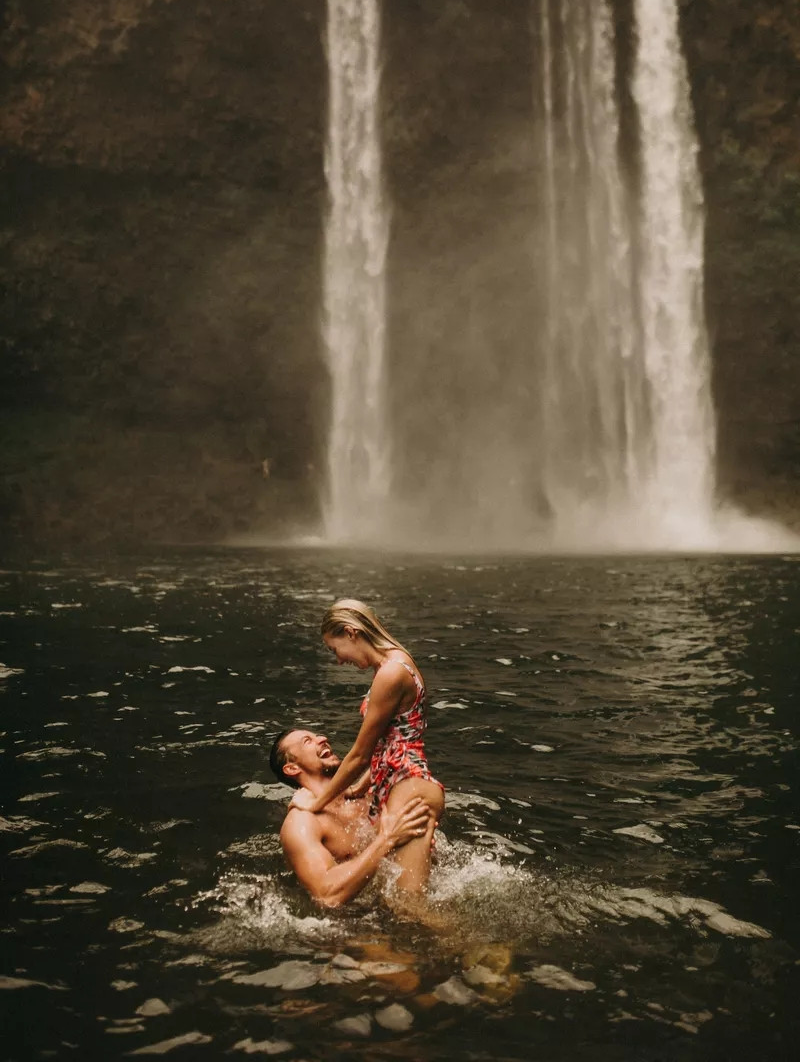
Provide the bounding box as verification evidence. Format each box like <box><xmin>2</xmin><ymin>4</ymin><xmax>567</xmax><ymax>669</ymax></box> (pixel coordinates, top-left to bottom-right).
<box><xmin>289</xmin><ymin>788</ymin><xmax>319</xmax><ymax>812</ymax></box>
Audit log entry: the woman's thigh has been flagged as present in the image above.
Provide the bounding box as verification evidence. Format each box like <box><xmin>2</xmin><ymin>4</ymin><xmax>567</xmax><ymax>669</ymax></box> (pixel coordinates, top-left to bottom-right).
<box><xmin>383</xmin><ymin>777</ymin><xmax>445</xmax><ymax>893</ymax></box>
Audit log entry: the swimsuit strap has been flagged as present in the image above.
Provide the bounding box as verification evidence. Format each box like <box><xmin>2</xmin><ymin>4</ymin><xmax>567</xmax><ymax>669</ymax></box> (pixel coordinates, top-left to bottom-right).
<box><xmin>362</xmin><ymin>658</ymin><xmax>424</xmax><ymax>714</ymax></box>
<box><xmin>388</xmin><ymin>658</ymin><xmax>424</xmax><ymax>699</ymax></box>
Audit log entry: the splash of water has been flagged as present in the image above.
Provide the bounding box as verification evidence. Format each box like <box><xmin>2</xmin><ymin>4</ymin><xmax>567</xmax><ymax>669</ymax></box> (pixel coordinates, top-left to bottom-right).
<box><xmin>322</xmin><ymin>0</ymin><xmax>390</xmax><ymax>543</ymax></box>
<box><xmin>198</xmin><ymin>842</ymin><xmax>770</xmax><ymax>959</ymax></box>
<box><xmin>194</xmin><ymin>872</ymin><xmax>347</xmax><ymax>950</ymax></box>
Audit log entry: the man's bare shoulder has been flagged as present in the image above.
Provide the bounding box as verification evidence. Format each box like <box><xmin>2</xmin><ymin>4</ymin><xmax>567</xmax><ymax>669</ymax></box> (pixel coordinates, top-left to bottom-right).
<box><xmin>279</xmin><ymin>804</ymin><xmax>325</xmax><ymax>851</ymax></box>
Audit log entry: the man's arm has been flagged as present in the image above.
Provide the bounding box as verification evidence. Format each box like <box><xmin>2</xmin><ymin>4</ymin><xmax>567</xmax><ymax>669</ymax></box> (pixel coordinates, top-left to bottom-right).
<box><xmin>280</xmin><ymin>797</ymin><xmax>430</xmax><ymax>908</ymax></box>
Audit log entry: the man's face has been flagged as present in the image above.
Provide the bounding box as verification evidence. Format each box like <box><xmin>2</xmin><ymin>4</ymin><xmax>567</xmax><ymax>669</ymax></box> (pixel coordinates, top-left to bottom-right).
<box><xmin>283</xmin><ymin>730</ymin><xmax>341</xmax><ymax>781</ymax></box>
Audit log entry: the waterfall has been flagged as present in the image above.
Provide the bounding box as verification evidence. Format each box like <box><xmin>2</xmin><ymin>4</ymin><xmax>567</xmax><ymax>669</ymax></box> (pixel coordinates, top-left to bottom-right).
<box><xmin>537</xmin><ymin>0</ymin><xmax>644</xmax><ymax>539</ymax></box>
<box><xmin>311</xmin><ymin>0</ymin><xmax>792</xmax><ymax>553</ymax></box>
<box><xmin>535</xmin><ymin>0</ymin><xmax>718</xmax><ymax>547</ymax></box>
<box><xmin>322</xmin><ymin>0</ymin><xmax>390</xmax><ymax>542</ymax></box>
<box><xmin>631</xmin><ymin>0</ymin><xmax>717</xmax><ymax>540</ymax></box>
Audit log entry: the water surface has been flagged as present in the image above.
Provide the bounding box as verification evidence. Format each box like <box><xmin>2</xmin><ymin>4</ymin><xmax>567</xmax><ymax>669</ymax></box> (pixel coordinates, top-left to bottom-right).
<box><xmin>1</xmin><ymin>549</ymin><xmax>798</xmax><ymax>1060</ymax></box>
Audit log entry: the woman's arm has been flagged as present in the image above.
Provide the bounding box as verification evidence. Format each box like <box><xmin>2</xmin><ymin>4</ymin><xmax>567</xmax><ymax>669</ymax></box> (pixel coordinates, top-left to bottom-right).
<box><xmin>291</xmin><ymin>664</ymin><xmax>409</xmax><ymax>813</ymax></box>
<box><xmin>344</xmin><ymin>767</ymin><xmax>371</xmax><ymax>799</ymax></box>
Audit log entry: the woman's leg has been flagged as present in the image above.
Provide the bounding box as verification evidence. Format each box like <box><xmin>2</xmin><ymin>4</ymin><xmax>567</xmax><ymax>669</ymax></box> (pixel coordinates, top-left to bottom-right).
<box><xmin>383</xmin><ymin>777</ymin><xmax>445</xmax><ymax>894</ymax></box>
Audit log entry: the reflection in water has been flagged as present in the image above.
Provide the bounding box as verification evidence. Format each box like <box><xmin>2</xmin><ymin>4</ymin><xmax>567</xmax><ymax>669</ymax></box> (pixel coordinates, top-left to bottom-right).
<box><xmin>1</xmin><ymin>551</ymin><xmax>799</xmax><ymax>1060</ymax></box>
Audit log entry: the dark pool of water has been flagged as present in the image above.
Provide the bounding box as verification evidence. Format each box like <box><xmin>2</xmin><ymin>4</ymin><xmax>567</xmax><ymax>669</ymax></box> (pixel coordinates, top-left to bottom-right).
<box><xmin>1</xmin><ymin>548</ymin><xmax>799</xmax><ymax>1061</ymax></box>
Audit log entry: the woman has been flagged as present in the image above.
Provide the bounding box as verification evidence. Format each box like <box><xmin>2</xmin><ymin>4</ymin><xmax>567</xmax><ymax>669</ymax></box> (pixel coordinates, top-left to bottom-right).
<box><xmin>291</xmin><ymin>598</ymin><xmax>444</xmax><ymax>893</ymax></box>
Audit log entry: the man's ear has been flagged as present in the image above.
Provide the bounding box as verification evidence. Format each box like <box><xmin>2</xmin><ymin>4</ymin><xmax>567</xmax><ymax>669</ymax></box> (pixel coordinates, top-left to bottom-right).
<box><xmin>283</xmin><ymin>761</ymin><xmax>301</xmax><ymax>784</ymax></box>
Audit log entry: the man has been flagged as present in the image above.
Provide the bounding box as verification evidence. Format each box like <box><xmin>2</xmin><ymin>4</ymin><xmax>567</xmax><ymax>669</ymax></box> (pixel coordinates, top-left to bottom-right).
<box><xmin>269</xmin><ymin>728</ymin><xmax>433</xmax><ymax>908</ymax></box>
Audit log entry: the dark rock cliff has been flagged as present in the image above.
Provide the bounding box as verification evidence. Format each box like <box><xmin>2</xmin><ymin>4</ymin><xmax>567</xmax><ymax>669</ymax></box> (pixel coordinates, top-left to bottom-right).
<box><xmin>1</xmin><ymin>0</ymin><xmax>798</xmax><ymax>547</ymax></box>
<box><xmin>681</xmin><ymin>0</ymin><xmax>800</xmax><ymax>522</ymax></box>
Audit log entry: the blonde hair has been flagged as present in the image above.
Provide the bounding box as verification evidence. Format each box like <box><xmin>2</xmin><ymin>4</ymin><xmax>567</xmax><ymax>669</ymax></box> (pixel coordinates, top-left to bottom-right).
<box><xmin>321</xmin><ymin>598</ymin><xmax>409</xmax><ymax>655</ymax></box>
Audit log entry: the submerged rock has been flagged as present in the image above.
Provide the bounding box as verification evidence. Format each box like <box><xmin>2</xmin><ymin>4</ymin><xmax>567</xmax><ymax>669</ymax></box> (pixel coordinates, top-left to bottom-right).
<box><xmin>333</xmin><ymin>1014</ymin><xmax>372</xmax><ymax>1038</ymax></box>
<box><xmin>462</xmin><ymin>942</ymin><xmax>513</xmax><ymax>975</ymax></box>
<box><xmin>319</xmin><ymin>966</ymin><xmax>366</xmax><ymax>985</ymax></box>
<box><xmin>357</xmin><ymin>942</ymin><xmax>416</xmax><ymax>965</ymax></box>
<box><xmin>231</xmin><ymin>1038</ymin><xmax>294</xmax><ymax>1055</ymax></box>
<box><xmin>433</xmin><ymin>976</ymin><xmax>478</xmax><ymax>1006</ymax></box>
<box><xmin>330</xmin><ymin>953</ymin><xmax>360</xmax><ymax>969</ymax></box>
<box><xmin>358</xmin><ymin>961</ymin><xmax>408</xmax><ymax>977</ymax></box>
<box><xmin>375</xmin><ymin>1003</ymin><xmax>414</xmax><ymax>1032</ymax></box>
<box><xmin>462</xmin><ymin>964</ymin><xmax>503</xmax><ymax>987</ymax></box>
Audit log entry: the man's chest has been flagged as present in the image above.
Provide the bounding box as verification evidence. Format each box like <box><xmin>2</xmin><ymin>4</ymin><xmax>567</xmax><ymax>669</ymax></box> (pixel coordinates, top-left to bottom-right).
<box><xmin>319</xmin><ymin>802</ymin><xmax>371</xmax><ymax>861</ymax></box>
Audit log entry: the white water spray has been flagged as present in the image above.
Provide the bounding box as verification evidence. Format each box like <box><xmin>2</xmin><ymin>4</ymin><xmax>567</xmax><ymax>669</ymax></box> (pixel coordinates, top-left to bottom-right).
<box><xmin>322</xmin><ymin>0</ymin><xmax>390</xmax><ymax>542</ymax></box>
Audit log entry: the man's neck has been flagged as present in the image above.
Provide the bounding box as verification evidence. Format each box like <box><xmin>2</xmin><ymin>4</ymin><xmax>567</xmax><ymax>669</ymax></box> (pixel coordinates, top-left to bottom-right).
<box><xmin>299</xmin><ymin>776</ymin><xmax>341</xmax><ymax>804</ymax></box>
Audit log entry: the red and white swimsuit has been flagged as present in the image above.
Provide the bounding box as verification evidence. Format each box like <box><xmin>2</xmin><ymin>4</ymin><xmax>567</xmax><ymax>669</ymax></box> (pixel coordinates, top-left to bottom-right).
<box><xmin>360</xmin><ymin>660</ymin><xmax>444</xmax><ymax>822</ymax></box>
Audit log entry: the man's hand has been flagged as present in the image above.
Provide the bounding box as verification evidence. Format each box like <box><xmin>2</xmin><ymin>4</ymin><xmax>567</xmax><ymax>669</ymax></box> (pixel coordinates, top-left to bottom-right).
<box><xmin>289</xmin><ymin>788</ymin><xmax>317</xmax><ymax>812</ymax></box>
<box><xmin>377</xmin><ymin>796</ymin><xmax>431</xmax><ymax>851</ymax></box>
<box><xmin>280</xmin><ymin>792</ymin><xmax>434</xmax><ymax>908</ymax></box>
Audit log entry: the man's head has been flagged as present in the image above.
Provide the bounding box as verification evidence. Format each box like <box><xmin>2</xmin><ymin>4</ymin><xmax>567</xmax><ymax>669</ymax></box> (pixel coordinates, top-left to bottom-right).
<box><xmin>269</xmin><ymin>729</ymin><xmax>341</xmax><ymax>789</ymax></box>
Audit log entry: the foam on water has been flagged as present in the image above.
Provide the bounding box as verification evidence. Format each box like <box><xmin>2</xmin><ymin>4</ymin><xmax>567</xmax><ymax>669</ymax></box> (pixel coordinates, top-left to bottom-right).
<box><xmin>196</xmin><ymin>834</ymin><xmax>770</xmax><ymax>965</ymax></box>
<box><xmin>430</xmin><ymin>836</ymin><xmax>773</xmax><ymax>945</ymax></box>
<box><xmin>194</xmin><ymin>872</ymin><xmax>347</xmax><ymax>951</ymax></box>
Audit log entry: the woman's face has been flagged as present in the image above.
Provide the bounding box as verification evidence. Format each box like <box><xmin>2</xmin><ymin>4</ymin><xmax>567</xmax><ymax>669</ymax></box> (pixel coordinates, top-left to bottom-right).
<box><xmin>323</xmin><ymin>629</ymin><xmax>370</xmax><ymax>669</ymax></box>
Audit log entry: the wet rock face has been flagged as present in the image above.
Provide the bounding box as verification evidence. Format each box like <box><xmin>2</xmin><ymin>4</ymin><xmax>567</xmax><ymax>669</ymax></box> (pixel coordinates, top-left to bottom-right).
<box><xmin>1</xmin><ymin>0</ymin><xmax>799</xmax><ymax>547</ymax></box>
<box><xmin>2</xmin><ymin>0</ymin><xmax>325</xmax><ymax>181</ymax></box>
<box><xmin>679</xmin><ymin>0</ymin><xmax>800</xmax><ymax>517</ymax></box>
<box><xmin>1</xmin><ymin>0</ymin><xmax>328</xmax><ymax>545</ymax></box>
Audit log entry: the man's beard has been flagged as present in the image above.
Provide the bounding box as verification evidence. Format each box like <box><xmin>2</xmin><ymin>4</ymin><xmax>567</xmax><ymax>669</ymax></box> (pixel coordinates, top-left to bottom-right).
<box><xmin>321</xmin><ymin>760</ymin><xmax>340</xmax><ymax>777</ymax></box>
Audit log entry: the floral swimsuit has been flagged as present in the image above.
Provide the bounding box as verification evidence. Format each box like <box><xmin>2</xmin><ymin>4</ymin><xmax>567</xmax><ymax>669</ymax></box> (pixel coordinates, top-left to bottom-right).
<box><xmin>360</xmin><ymin>659</ymin><xmax>444</xmax><ymax>823</ymax></box>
